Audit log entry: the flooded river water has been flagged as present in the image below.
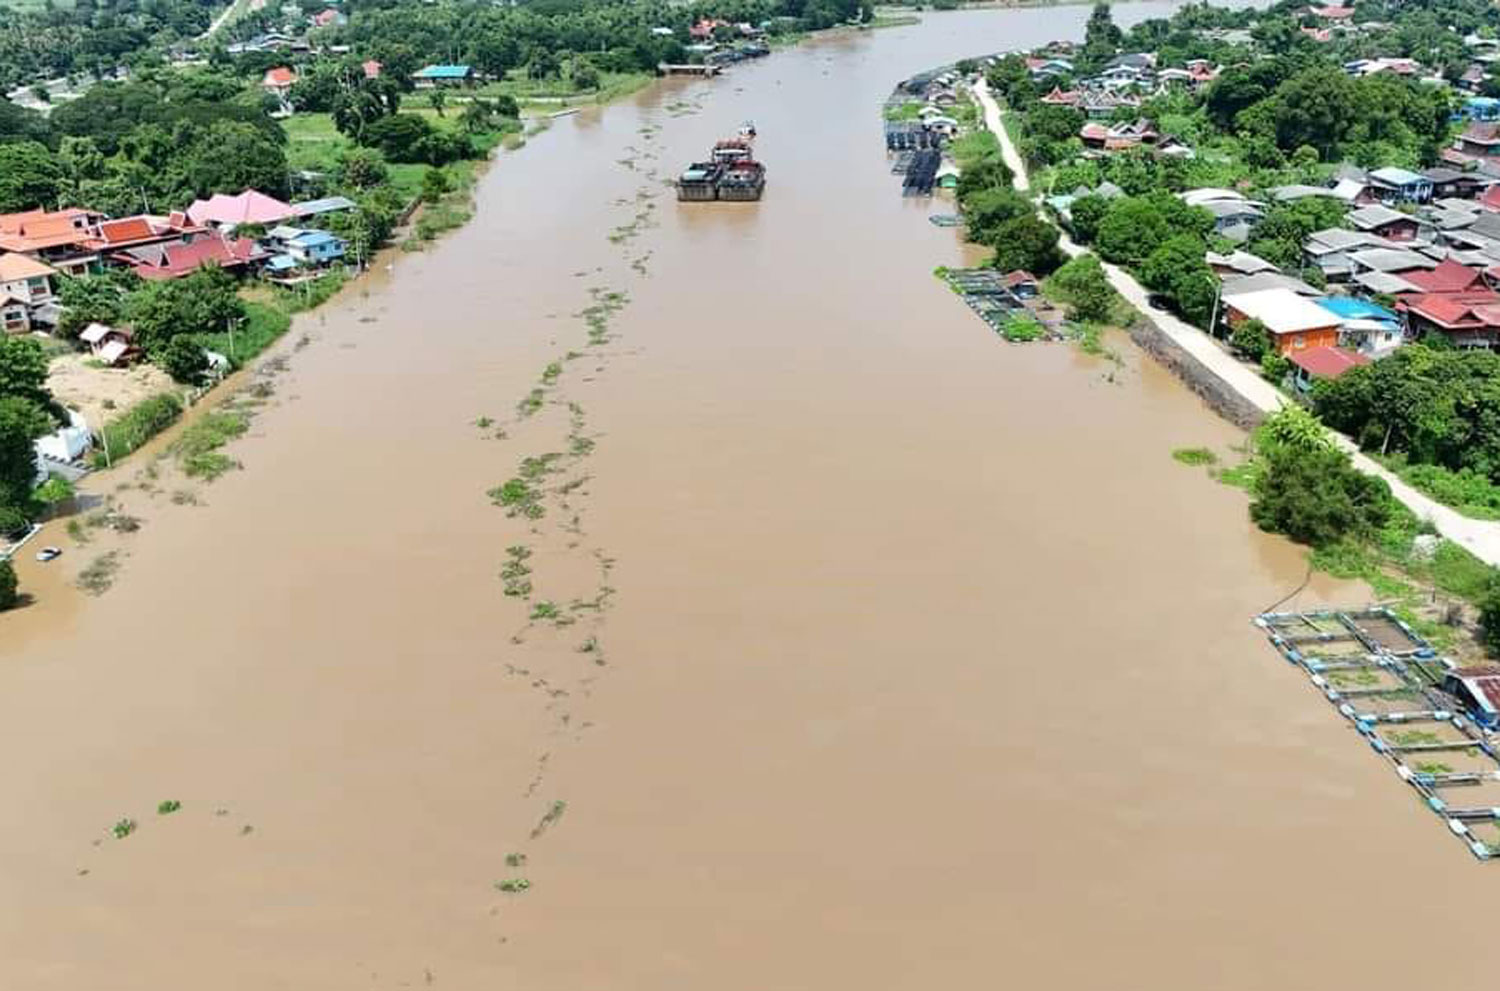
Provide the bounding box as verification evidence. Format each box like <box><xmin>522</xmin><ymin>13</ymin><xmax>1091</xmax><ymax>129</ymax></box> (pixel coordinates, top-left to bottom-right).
<box><xmin>2</xmin><ymin>5</ymin><xmax>1493</xmax><ymax>988</ymax></box>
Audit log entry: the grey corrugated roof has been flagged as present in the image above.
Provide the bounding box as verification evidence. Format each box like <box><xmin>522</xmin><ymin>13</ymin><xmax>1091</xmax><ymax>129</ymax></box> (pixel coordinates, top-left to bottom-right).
<box><xmin>1219</xmin><ymin>272</ymin><xmax>1319</xmax><ymax>296</ymax></box>
<box><xmin>1349</xmin><ymin>247</ymin><xmax>1437</xmax><ymax>272</ymax></box>
<box><xmin>1347</xmin><ymin>204</ymin><xmax>1412</xmax><ymax>230</ymax></box>
<box><xmin>292</xmin><ymin>195</ymin><xmax>357</xmax><ymax>216</ymax></box>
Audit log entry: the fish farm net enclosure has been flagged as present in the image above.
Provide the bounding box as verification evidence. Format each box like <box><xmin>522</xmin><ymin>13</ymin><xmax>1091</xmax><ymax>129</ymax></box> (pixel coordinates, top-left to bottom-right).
<box><xmin>1254</xmin><ymin>607</ymin><xmax>1500</xmax><ymax>861</ymax></box>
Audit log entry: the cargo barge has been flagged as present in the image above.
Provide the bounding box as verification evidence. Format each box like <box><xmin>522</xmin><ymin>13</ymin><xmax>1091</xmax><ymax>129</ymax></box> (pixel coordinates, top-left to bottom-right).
<box><xmin>676</xmin><ymin>135</ymin><xmax>766</xmax><ymax>202</ymax></box>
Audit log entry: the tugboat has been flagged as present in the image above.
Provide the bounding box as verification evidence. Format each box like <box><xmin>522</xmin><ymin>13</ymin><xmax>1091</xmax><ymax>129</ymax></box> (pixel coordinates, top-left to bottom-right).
<box><xmin>676</xmin><ymin>133</ymin><xmax>766</xmax><ymax>202</ymax></box>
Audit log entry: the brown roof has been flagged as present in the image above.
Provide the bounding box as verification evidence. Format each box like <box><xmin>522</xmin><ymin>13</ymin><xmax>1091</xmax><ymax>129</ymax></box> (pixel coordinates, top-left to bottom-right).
<box><xmin>0</xmin><ymin>207</ymin><xmax>93</xmax><ymax>236</ymax></box>
<box><xmin>0</xmin><ymin>252</ymin><xmax>58</xmax><ymax>281</ymax></box>
<box><xmin>1452</xmin><ymin>665</ymin><xmax>1500</xmax><ymax>712</ymax></box>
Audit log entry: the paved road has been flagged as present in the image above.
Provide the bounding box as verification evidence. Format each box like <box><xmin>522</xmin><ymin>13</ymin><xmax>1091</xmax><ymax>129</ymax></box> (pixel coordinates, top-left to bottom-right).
<box><xmin>972</xmin><ymin>80</ymin><xmax>1500</xmax><ymax>568</ymax></box>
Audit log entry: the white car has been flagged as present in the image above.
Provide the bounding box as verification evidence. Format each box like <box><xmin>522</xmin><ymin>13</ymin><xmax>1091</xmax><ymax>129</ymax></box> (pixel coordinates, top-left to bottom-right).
<box><xmin>35</xmin><ymin>546</ymin><xmax>62</xmax><ymax>563</ymax></box>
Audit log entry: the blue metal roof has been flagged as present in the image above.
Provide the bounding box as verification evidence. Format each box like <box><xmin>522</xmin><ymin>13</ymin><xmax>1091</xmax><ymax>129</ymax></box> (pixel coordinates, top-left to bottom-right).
<box><xmin>414</xmin><ymin>64</ymin><xmax>472</xmax><ymax>79</ymax></box>
<box><xmin>288</xmin><ymin>230</ymin><xmax>341</xmax><ymax>247</ymax></box>
<box><xmin>1315</xmin><ymin>296</ymin><xmax>1398</xmax><ymax>322</ymax></box>
<box><xmin>266</xmin><ymin>254</ymin><xmax>298</xmax><ymax>271</ymax></box>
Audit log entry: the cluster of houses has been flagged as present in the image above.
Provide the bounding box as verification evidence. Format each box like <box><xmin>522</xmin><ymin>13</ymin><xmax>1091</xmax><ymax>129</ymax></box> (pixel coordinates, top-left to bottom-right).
<box><xmin>1020</xmin><ymin>47</ymin><xmax>1219</xmax><ymax>159</ymax></box>
<box><xmin>1209</xmin><ymin>151</ymin><xmax>1500</xmax><ymax>388</ymax></box>
<box><xmin>0</xmin><ymin>189</ymin><xmax>353</xmax><ymax>348</ymax></box>
<box><xmin>222</xmin><ymin>4</ymin><xmax>349</xmax><ymax>58</ymax></box>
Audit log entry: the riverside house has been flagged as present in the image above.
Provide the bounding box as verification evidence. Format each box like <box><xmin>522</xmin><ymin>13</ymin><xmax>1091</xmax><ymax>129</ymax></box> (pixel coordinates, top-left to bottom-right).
<box><xmin>0</xmin><ymin>252</ymin><xmax>58</xmax><ymax>333</ymax></box>
<box><xmin>1366</xmin><ymin>167</ymin><xmax>1434</xmax><ymax>205</ymax></box>
<box><xmin>412</xmin><ymin>64</ymin><xmax>475</xmax><ymax>89</ymax></box>
<box><xmin>0</xmin><ymin>207</ymin><xmax>106</xmax><ymax>275</ymax></box>
<box><xmin>1346</xmin><ymin>203</ymin><xmax>1422</xmax><ymax>241</ymax></box>
<box><xmin>187</xmin><ymin>189</ymin><xmax>296</xmax><ymax>229</ymax></box>
<box><xmin>112</xmin><ymin>232</ymin><xmax>267</xmax><ymax>281</ymax></box>
<box><xmin>1401</xmin><ymin>289</ymin><xmax>1500</xmax><ymax>349</ymax></box>
<box><xmin>1221</xmin><ymin>287</ymin><xmax>1344</xmax><ymax>355</ymax></box>
<box><xmin>1287</xmin><ymin>345</ymin><xmax>1370</xmax><ymax>394</ymax></box>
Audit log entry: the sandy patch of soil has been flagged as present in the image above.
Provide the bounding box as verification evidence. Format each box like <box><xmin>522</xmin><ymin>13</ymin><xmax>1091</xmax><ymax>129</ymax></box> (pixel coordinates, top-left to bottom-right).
<box><xmin>48</xmin><ymin>353</ymin><xmax>176</xmax><ymax>433</ymax></box>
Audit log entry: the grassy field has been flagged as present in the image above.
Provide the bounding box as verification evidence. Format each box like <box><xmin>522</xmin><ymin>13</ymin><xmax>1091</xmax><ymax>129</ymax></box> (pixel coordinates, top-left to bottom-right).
<box><xmin>280</xmin><ymin>112</ymin><xmax>428</xmax><ymax>202</ymax></box>
<box><xmin>472</xmin><ymin>69</ymin><xmax>652</xmax><ymax>107</ymax></box>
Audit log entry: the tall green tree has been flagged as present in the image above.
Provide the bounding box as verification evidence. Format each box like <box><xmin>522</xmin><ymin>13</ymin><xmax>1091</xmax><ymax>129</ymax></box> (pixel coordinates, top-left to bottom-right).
<box><xmin>0</xmin><ymin>141</ymin><xmax>64</xmax><ymax>212</ymax></box>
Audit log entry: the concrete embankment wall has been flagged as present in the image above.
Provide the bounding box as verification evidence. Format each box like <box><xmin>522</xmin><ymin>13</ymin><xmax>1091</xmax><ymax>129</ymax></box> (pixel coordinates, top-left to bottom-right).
<box><xmin>1125</xmin><ymin>317</ymin><xmax>1266</xmax><ymax>432</ymax></box>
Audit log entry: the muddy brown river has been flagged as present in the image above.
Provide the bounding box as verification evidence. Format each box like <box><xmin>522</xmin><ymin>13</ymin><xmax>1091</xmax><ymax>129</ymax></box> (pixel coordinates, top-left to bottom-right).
<box><xmin>2</xmin><ymin>6</ymin><xmax>1492</xmax><ymax>988</ymax></box>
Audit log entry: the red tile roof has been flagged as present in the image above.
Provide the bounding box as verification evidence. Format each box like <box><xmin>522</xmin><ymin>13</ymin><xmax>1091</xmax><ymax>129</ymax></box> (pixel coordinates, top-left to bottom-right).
<box><xmin>1481</xmin><ymin>185</ymin><xmax>1500</xmax><ymax>213</ymax></box>
<box><xmin>118</xmin><ymin>234</ymin><xmax>264</xmax><ymax>280</ymax></box>
<box><xmin>263</xmin><ymin>66</ymin><xmax>296</xmax><ymax>88</ymax></box>
<box><xmin>362</xmin><ymin>59</ymin><xmax>382</xmax><ymax>79</ymax></box>
<box><xmin>1405</xmin><ymin>289</ymin><xmax>1500</xmax><ymax>330</ymax></box>
<box><xmin>1401</xmin><ymin>258</ymin><xmax>1484</xmax><ymax>294</ymax></box>
<box><xmin>94</xmin><ymin>217</ymin><xmax>154</xmax><ymax>245</ymax></box>
<box><xmin>1288</xmin><ymin>346</ymin><xmax>1369</xmax><ymax>379</ymax></box>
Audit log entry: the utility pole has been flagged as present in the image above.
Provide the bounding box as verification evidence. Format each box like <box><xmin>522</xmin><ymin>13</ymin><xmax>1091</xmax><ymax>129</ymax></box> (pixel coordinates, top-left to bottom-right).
<box><xmin>226</xmin><ymin>314</ymin><xmax>240</xmax><ymax>366</ymax></box>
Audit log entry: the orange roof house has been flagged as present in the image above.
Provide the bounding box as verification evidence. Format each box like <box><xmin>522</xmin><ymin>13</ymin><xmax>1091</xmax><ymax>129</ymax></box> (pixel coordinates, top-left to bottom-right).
<box><xmin>0</xmin><ymin>208</ymin><xmax>105</xmax><ymax>275</ymax></box>
<box><xmin>262</xmin><ymin>66</ymin><xmax>298</xmax><ymax>95</ymax></box>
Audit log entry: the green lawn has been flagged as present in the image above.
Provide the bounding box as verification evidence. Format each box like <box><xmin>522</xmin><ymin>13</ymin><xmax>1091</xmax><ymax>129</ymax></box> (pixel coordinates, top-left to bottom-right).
<box><xmin>470</xmin><ymin>69</ymin><xmax>651</xmax><ymax>107</ymax></box>
<box><xmin>281</xmin><ymin>112</ymin><xmax>439</xmax><ymax>203</ymax></box>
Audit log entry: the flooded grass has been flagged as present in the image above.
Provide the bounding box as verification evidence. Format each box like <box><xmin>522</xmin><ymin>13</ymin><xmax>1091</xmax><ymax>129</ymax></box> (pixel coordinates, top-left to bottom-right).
<box><xmin>501</xmin><ymin>545</ymin><xmax>534</xmax><ymax>598</ymax></box>
<box><xmin>76</xmin><ymin>551</ymin><xmax>121</xmax><ymax>596</ymax></box>
<box><xmin>172</xmin><ymin>409</ymin><xmax>250</xmax><ymax>481</ymax></box>
<box><xmin>489</xmin><ymin>478</ymin><xmax>544</xmax><ymax>519</ymax></box>
<box><xmin>530</xmin><ymin>799</ymin><xmax>567</xmax><ymax>839</ymax></box>
<box><xmin>1172</xmin><ymin>447</ymin><xmax>1218</xmax><ymax>467</ymax></box>
<box><xmin>517</xmin><ymin>388</ymin><xmax>546</xmax><ymax>418</ymax></box>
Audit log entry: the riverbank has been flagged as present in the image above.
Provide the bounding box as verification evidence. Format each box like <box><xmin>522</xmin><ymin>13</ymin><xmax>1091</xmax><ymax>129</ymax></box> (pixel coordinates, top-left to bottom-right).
<box><xmin>7</xmin><ymin>7</ymin><xmax>1500</xmax><ymax>988</ymax></box>
<box><xmin>972</xmin><ymin>78</ymin><xmax>1500</xmax><ymax>571</ymax></box>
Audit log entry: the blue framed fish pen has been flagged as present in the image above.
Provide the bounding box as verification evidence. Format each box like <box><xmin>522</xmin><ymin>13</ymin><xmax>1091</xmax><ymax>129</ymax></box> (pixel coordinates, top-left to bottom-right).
<box><xmin>1255</xmin><ymin>607</ymin><xmax>1500</xmax><ymax>861</ymax></box>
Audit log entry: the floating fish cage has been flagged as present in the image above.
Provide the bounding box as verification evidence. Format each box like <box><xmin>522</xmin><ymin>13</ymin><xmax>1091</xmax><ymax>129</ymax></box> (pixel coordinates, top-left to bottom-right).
<box><xmin>1254</xmin><ymin>607</ymin><xmax>1500</xmax><ymax>862</ymax></box>
<box><xmin>939</xmin><ymin>268</ymin><xmax>1074</xmax><ymax>342</ymax></box>
<box><xmin>903</xmin><ymin>149</ymin><xmax>941</xmax><ymax>196</ymax></box>
<box><xmin>884</xmin><ymin>122</ymin><xmax>945</xmax><ymax>152</ymax></box>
